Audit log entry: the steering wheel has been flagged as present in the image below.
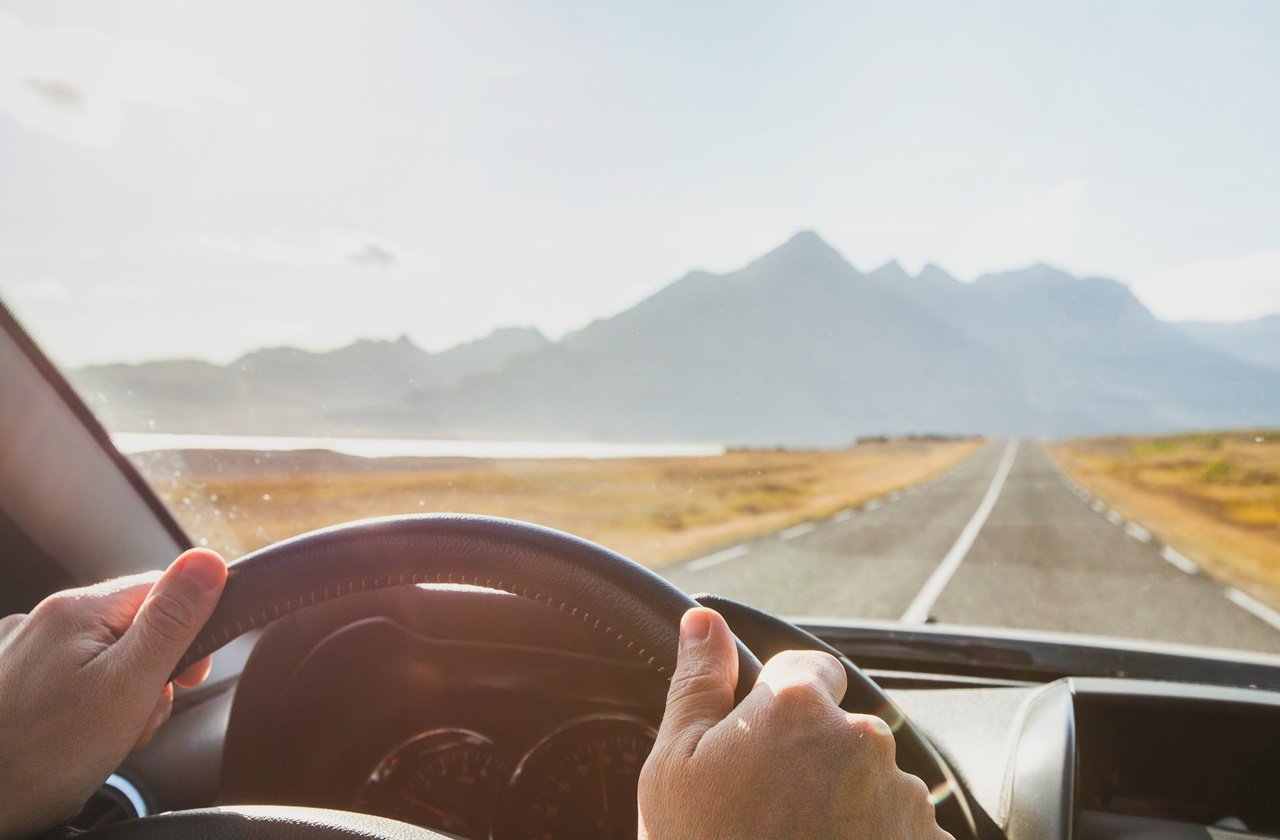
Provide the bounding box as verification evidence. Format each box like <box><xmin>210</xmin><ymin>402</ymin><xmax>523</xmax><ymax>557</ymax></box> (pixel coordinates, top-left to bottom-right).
<box><xmin>86</xmin><ymin>514</ymin><xmax>983</xmax><ymax>839</ymax></box>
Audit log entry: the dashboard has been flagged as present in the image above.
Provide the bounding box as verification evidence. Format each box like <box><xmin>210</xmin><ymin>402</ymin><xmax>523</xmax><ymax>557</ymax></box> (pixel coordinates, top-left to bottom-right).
<box><xmin>1071</xmin><ymin>681</ymin><xmax>1280</xmax><ymax>838</ymax></box>
<box><xmin>116</xmin><ymin>585</ymin><xmax>1280</xmax><ymax>840</ymax></box>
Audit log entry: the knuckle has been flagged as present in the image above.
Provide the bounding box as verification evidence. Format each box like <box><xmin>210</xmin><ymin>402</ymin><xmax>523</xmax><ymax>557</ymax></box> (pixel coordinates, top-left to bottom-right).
<box><xmin>771</xmin><ymin>678</ymin><xmax>829</xmax><ymax>716</ymax></box>
<box><xmin>31</xmin><ymin>591</ymin><xmax>83</xmax><ymax>623</ymax></box>
<box><xmin>901</xmin><ymin>770</ymin><xmax>932</xmax><ymax>802</ymax></box>
<box><xmin>896</xmin><ymin>771</ymin><xmax>940</xmax><ymax>823</ymax></box>
<box><xmin>143</xmin><ymin>590</ymin><xmax>196</xmax><ymax>643</ymax></box>
<box><xmin>668</xmin><ymin>667</ymin><xmax>724</xmax><ymax>700</ymax></box>
<box><xmin>846</xmin><ymin>713</ymin><xmax>897</xmax><ymax>757</ymax></box>
<box><xmin>770</xmin><ymin>648</ymin><xmax>839</xmax><ymax>674</ymax></box>
<box><xmin>763</xmin><ymin>649</ymin><xmax>846</xmax><ymax>696</ymax></box>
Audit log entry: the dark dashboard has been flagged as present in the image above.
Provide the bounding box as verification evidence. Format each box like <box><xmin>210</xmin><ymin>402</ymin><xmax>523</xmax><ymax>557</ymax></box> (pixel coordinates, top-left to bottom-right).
<box><xmin>116</xmin><ymin>584</ymin><xmax>1280</xmax><ymax>840</ymax></box>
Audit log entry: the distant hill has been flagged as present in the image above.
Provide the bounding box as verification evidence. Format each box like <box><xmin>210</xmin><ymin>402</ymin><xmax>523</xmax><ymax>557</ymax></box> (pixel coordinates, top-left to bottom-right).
<box><xmin>71</xmin><ymin>327</ymin><xmax>549</xmax><ymax>435</ymax></box>
<box><xmin>876</xmin><ymin>261</ymin><xmax>1280</xmax><ymax>437</ymax></box>
<box><xmin>69</xmin><ymin>233</ymin><xmax>1280</xmax><ymax>444</ymax></box>
<box><xmin>1177</xmin><ymin>315</ymin><xmax>1280</xmax><ymax>371</ymax></box>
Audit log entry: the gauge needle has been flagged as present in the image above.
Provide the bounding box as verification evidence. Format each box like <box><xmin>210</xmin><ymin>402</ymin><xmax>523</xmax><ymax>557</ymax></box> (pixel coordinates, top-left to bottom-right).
<box><xmin>399</xmin><ymin>794</ymin><xmax>446</xmax><ymax>820</ymax></box>
<box><xmin>596</xmin><ymin>744</ymin><xmax>610</xmax><ymax>815</ymax></box>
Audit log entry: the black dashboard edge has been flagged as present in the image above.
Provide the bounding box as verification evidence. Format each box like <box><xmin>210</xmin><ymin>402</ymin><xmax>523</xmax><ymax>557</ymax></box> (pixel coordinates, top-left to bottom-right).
<box><xmin>804</xmin><ymin>620</ymin><xmax>1280</xmax><ymax>691</ymax></box>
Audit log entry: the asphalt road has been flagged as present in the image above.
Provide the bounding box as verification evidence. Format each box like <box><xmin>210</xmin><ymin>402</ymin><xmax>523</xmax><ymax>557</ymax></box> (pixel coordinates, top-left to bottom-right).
<box><xmin>663</xmin><ymin>439</ymin><xmax>1280</xmax><ymax>655</ymax></box>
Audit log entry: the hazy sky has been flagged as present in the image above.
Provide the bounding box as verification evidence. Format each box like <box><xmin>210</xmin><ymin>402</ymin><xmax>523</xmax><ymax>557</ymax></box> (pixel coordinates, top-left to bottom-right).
<box><xmin>2</xmin><ymin>0</ymin><xmax>1278</xmax><ymax>366</ymax></box>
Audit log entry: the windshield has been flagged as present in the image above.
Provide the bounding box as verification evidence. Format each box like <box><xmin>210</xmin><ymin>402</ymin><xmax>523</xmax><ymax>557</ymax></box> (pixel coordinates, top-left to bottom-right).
<box><xmin>3</xmin><ymin>2</ymin><xmax>1278</xmax><ymax>656</ymax></box>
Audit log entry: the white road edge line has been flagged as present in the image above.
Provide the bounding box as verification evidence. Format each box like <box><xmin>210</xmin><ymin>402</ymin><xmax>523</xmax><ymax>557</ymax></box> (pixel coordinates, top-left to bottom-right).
<box><xmin>1105</xmin><ymin>510</ymin><xmax>1124</xmax><ymax>526</ymax></box>
<box><xmin>832</xmin><ymin>510</ymin><xmax>853</xmax><ymax>523</ymax></box>
<box><xmin>901</xmin><ymin>439</ymin><xmax>1020</xmax><ymax>624</ymax></box>
<box><xmin>1224</xmin><ymin>588</ymin><xmax>1280</xmax><ymax>632</ymax></box>
<box><xmin>864</xmin><ymin>499</ymin><xmax>883</xmax><ymax>512</ymax></box>
<box><xmin>1124</xmin><ymin>522</ymin><xmax>1151</xmax><ymax>543</ymax></box>
<box><xmin>1160</xmin><ymin>545</ymin><xmax>1198</xmax><ymax>575</ymax></box>
<box><xmin>688</xmin><ymin>544</ymin><xmax>748</xmax><ymax>572</ymax></box>
<box><xmin>780</xmin><ymin>522</ymin><xmax>817</xmax><ymax>541</ymax></box>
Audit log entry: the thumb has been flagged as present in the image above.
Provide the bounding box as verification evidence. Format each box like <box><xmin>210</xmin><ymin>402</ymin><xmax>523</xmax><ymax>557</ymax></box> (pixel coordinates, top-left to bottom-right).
<box><xmin>115</xmin><ymin>549</ymin><xmax>227</xmax><ymax>686</ymax></box>
<box><xmin>655</xmin><ymin>608</ymin><xmax>739</xmax><ymax>759</ymax></box>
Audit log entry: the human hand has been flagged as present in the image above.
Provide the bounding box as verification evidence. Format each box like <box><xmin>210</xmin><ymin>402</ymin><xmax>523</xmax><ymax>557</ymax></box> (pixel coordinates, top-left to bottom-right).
<box><xmin>638</xmin><ymin>607</ymin><xmax>952</xmax><ymax>839</ymax></box>
<box><xmin>0</xmin><ymin>549</ymin><xmax>227</xmax><ymax>840</ymax></box>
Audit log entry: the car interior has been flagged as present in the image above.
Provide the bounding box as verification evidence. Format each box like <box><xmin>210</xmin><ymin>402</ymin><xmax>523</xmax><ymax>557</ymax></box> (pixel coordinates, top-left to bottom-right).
<box><xmin>4</xmin><ymin>268</ymin><xmax>1280</xmax><ymax>840</ymax></box>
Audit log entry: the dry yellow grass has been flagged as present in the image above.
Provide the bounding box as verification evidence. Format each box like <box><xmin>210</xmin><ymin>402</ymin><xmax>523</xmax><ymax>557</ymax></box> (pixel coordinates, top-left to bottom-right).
<box><xmin>134</xmin><ymin>440</ymin><xmax>980</xmax><ymax>568</ymax></box>
<box><xmin>1051</xmin><ymin>431</ymin><xmax>1280</xmax><ymax>608</ymax></box>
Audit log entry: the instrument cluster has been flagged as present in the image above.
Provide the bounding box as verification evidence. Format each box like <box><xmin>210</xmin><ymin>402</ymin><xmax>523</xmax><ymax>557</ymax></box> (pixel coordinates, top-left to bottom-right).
<box><xmin>355</xmin><ymin>714</ymin><xmax>657</xmax><ymax>840</ymax></box>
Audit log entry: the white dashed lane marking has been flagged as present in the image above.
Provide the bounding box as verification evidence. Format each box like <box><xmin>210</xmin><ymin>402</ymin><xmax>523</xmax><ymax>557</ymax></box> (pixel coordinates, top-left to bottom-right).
<box><xmin>1124</xmin><ymin>522</ymin><xmax>1151</xmax><ymax>543</ymax></box>
<box><xmin>1160</xmin><ymin>545</ymin><xmax>1199</xmax><ymax>575</ymax></box>
<box><xmin>864</xmin><ymin>499</ymin><xmax>883</xmax><ymax>512</ymax></box>
<box><xmin>780</xmin><ymin>522</ymin><xmax>817</xmax><ymax>541</ymax></box>
<box><xmin>688</xmin><ymin>544</ymin><xmax>748</xmax><ymax>572</ymax></box>
<box><xmin>831</xmin><ymin>510</ymin><xmax>853</xmax><ymax>523</ymax></box>
<box><xmin>1091</xmin><ymin>500</ymin><xmax>1106</xmax><ymax>513</ymax></box>
<box><xmin>1224</xmin><ymin>588</ymin><xmax>1280</xmax><ymax>632</ymax></box>
<box><xmin>1105</xmin><ymin>510</ymin><xmax>1124</xmax><ymax>526</ymax></box>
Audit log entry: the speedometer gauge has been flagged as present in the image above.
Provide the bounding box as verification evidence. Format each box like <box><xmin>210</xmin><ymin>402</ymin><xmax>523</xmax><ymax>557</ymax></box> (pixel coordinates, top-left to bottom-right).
<box><xmin>356</xmin><ymin>728</ymin><xmax>511</xmax><ymax>840</ymax></box>
<box><xmin>493</xmin><ymin>715</ymin><xmax>657</xmax><ymax>840</ymax></box>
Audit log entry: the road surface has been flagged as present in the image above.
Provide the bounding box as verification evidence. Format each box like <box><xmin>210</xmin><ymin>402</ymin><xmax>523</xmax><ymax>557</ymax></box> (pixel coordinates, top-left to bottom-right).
<box><xmin>663</xmin><ymin>439</ymin><xmax>1280</xmax><ymax>655</ymax></box>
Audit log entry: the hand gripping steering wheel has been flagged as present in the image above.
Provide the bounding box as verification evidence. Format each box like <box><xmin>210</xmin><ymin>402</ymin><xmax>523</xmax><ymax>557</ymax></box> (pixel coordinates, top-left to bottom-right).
<box><xmin>85</xmin><ymin>514</ymin><xmax>983</xmax><ymax>840</ymax></box>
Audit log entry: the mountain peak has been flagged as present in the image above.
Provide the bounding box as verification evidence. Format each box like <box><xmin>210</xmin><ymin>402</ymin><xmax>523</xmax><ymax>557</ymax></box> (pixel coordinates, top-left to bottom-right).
<box><xmin>868</xmin><ymin>260</ymin><xmax>909</xmax><ymax>283</ymax></box>
<box><xmin>917</xmin><ymin>263</ymin><xmax>958</xmax><ymax>284</ymax></box>
<box><xmin>773</xmin><ymin>229</ymin><xmax>836</xmax><ymax>257</ymax></box>
<box><xmin>746</xmin><ymin>230</ymin><xmax>855</xmax><ymax>278</ymax></box>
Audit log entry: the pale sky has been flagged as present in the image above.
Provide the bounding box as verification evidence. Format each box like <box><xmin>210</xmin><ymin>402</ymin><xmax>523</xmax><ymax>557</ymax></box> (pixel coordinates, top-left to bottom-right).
<box><xmin>2</xmin><ymin>0</ymin><xmax>1278</xmax><ymax>367</ymax></box>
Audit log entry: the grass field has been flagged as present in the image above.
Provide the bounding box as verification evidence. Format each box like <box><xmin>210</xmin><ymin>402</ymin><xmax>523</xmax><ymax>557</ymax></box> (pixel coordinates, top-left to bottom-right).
<box><xmin>131</xmin><ymin>439</ymin><xmax>980</xmax><ymax>568</ymax></box>
<box><xmin>1052</xmin><ymin>430</ymin><xmax>1280</xmax><ymax>608</ymax></box>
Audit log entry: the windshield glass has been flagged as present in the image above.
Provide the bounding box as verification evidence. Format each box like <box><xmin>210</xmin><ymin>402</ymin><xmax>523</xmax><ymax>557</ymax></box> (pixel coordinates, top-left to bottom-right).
<box><xmin>3</xmin><ymin>2</ymin><xmax>1278</xmax><ymax>655</ymax></box>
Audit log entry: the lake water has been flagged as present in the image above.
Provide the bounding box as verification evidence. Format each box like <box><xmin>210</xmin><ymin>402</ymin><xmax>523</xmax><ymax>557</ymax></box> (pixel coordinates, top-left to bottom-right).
<box><xmin>110</xmin><ymin>432</ymin><xmax>726</xmax><ymax>460</ymax></box>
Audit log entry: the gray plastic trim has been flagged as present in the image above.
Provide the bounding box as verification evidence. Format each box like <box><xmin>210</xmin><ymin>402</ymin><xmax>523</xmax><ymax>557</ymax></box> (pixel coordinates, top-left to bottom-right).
<box><xmin>1004</xmin><ymin>679</ymin><xmax>1074</xmax><ymax>840</ymax></box>
<box><xmin>0</xmin><ymin>315</ymin><xmax>186</xmax><ymax>583</ymax></box>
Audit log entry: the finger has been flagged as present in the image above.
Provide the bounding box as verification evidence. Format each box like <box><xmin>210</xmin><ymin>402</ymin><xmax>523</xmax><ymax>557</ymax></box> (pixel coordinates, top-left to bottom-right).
<box><xmin>654</xmin><ymin>608</ymin><xmax>739</xmax><ymax>759</ymax></box>
<box><xmin>132</xmin><ymin>684</ymin><xmax>174</xmax><ymax>752</ymax></box>
<box><xmin>751</xmin><ymin>649</ymin><xmax>848</xmax><ymax>708</ymax></box>
<box><xmin>173</xmin><ymin>655</ymin><xmax>213</xmax><ymax>689</ymax></box>
<box><xmin>114</xmin><ymin>549</ymin><xmax>227</xmax><ymax>687</ymax></box>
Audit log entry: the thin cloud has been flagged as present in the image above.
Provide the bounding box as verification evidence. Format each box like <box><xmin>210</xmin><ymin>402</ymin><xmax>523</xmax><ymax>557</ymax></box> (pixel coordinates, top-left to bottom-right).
<box><xmin>23</xmin><ymin>76</ymin><xmax>83</xmax><ymax>109</ymax></box>
<box><xmin>1133</xmin><ymin>249</ymin><xmax>1280</xmax><ymax>323</ymax></box>
<box><xmin>196</xmin><ymin>231</ymin><xmax>421</xmax><ymax>270</ymax></box>
<box><xmin>347</xmin><ymin>242</ymin><xmax>398</xmax><ymax>266</ymax></box>
<box><xmin>0</xmin><ymin>8</ymin><xmax>259</xmax><ymax>146</ymax></box>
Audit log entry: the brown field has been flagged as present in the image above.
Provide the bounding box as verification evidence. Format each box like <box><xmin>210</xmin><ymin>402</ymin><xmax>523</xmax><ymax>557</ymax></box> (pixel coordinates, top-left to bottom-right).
<box><xmin>1051</xmin><ymin>431</ymin><xmax>1280</xmax><ymax>608</ymax></box>
<box><xmin>131</xmin><ymin>439</ymin><xmax>980</xmax><ymax>568</ymax></box>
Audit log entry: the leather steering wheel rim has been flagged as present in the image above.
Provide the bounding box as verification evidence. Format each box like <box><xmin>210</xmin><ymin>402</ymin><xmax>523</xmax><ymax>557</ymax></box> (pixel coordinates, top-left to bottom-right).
<box><xmin>170</xmin><ymin>514</ymin><xmax>763</xmax><ymax>698</ymax></box>
<box><xmin>75</xmin><ymin>805</ymin><xmax>457</xmax><ymax>839</ymax></box>
<box><xmin>112</xmin><ymin>514</ymin><xmax>974</xmax><ymax>839</ymax></box>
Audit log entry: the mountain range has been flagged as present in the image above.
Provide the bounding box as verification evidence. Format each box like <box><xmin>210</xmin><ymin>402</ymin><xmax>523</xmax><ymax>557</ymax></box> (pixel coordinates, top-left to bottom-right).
<box><xmin>1177</xmin><ymin>315</ymin><xmax>1280</xmax><ymax>372</ymax></box>
<box><xmin>71</xmin><ymin>232</ymin><xmax>1280</xmax><ymax>446</ymax></box>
